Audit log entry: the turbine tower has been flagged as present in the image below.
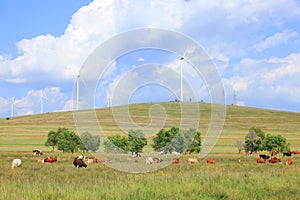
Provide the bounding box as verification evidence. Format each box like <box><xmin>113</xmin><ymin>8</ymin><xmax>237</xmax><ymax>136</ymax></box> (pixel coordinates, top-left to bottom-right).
<box><xmin>40</xmin><ymin>90</ymin><xmax>46</xmax><ymax>114</ymax></box>
<box><xmin>76</xmin><ymin>74</ymin><xmax>80</xmax><ymax>110</ymax></box>
<box><xmin>11</xmin><ymin>96</ymin><xmax>15</xmax><ymax>117</ymax></box>
<box><xmin>180</xmin><ymin>56</ymin><xmax>184</xmax><ymax>102</ymax></box>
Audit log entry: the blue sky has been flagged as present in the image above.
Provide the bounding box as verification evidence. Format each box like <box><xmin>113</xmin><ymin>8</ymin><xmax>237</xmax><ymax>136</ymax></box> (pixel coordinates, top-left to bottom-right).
<box><xmin>1</xmin><ymin>0</ymin><xmax>300</xmax><ymax>118</ymax></box>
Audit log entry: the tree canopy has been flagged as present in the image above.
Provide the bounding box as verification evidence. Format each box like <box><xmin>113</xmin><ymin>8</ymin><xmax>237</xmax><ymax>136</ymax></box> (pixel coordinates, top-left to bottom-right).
<box><xmin>80</xmin><ymin>132</ymin><xmax>100</xmax><ymax>153</ymax></box>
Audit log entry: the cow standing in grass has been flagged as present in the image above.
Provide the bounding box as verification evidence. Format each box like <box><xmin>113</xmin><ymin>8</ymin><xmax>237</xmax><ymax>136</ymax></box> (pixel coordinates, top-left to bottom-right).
<box><xmin>12</xmin><ymin>159</ymin><xmax>22</xmax><ymax>168</ymax></box>
<box><xmin>73</xmin><ymin>157</ymin><xmax>87</xmax><ymax>168</ymax></box>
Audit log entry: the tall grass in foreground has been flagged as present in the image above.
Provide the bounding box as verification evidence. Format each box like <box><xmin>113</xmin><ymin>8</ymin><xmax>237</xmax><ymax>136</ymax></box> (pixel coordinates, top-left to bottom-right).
<box><xmin>1</xmin><ymin>152</ymin><xmax>300</xmax><ymax>199</ymax></box>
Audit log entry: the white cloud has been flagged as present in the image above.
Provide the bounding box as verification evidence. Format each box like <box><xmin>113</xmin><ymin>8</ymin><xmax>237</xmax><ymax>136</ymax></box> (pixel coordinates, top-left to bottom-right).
<box><xmin>254</xmin><ymin>29</ymin><xmax>299</xmax><ymax>52</ymax></box>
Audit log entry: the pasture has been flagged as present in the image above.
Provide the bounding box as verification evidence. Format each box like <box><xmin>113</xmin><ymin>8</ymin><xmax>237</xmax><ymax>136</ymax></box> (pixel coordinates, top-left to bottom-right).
<box><xmin>1</xmin><ymin>151</ymin><xmax>300</xmax><ymax>199</ymax></box>
<box><xmin>1</xmin><ymin>102</ymin><xmax>300</xmax><ymax>199</ymax></box>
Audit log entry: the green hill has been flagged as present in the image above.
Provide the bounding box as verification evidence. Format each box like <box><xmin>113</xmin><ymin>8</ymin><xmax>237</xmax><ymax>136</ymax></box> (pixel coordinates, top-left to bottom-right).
<box><xmin>1</xmin><ymin>102</ymin><xmax>300</xmax><ymax>153</ymax></box>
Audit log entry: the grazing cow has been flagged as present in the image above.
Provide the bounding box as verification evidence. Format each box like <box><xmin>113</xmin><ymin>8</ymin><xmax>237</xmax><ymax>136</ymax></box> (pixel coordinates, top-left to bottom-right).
<box><xmin>256</xmin><ymin>158</ymin><xmax>266</xmax><ymax>163</ymax></box>
<box><xmin>206</xmin><ymin>158</ymin><xmax>216</xmax><ymax>164</ymax></box>
<box><xmin>238</xmin><ymin>158</ymin><xmax>241</xmax><ymax>163</ymax></box>
<box><xmin>33</xmin><ymin>150</ymin><xmax>43</xmax><ymax>155</ymax></box>
<box><xmin>172</xmin><ymin>151</ymin><xmax>180</xmax><ymax>156</ymax></box>
<box><xmin>283</xmin><ymin>152</ymin><xmax>292</xmax><ymax>157</ymax></box>
<box><xmin>37</xmin><ymin>159</ymin><xmax>44</xmax><ymax>163</ymax></box>
<box><xmin>12</xmin><ymin>159</ymin><xmax>22</xmax><ymax>168</ymax></box>
<box><xmin>269</xmin><ymin>157</ymin><xmax>281</xmax><ymax>164</ymax></box>
<box><xmin>172</xmin><ymin>157</ymin><xmax>179</xmax><ymax>164</ymax></box>
<box><xmin>44</xmin><ymin>157</ymin><xmax>57</xmax><ymax>163</ymax></box>
<box><xmin>246</xmin><ymin>151</ymin><xmax>252</xmax><ymax>156</ymax></box>
<box><xmin>73</xmin><ymin>157</ymin><xmax>87</xmax><ymax>168</ymax></box>
<box><xmin>159</xmin><ymin>150</ymin><xmax>167</xmax><ymax>155</ymax></box>
<box><xmin>132</xmin><ymin>152</ymin><xmax>141</xmax><ymax>157</ymax></box>
<box><xmin>145</xmin><ymin>157</ymin><xmax>154</xmax><ymax>164</ymax></box>
<box><xmin>291</xmin><ymin>150</ymin><xmax>300</xmax><ymax>155</ymax></box>
<box><xmin>286</xmin><ymin>159</ymin><xmax>293</xmax><ymax>165</ymax></box>
<box><xmin>188</xmin><ymin>158</ymin><xmax>199</xmax><ymax>164</ymax></box>
<box><xmin>271</xmin><ymin>150</ymin><xmax>278</xmax><ymax>157</ymax></box>
<box><xmin>84</xmin><ymin>157</ymin><xmax>98</xmax><ymax>164</ymax></box>
<box><xmin>98</xmin><ymin>157</ymin><xmax>110</xmax><ymax>163</ymax></box>
<box><xmin>259</xmin><ymin>154</ymin><xmax>270</xmax><ymax>160</ymax></box>
<box><xmin>153</xmin><ymin>157</ymin><xmax>163</xmax><ymax>163</ymax></box>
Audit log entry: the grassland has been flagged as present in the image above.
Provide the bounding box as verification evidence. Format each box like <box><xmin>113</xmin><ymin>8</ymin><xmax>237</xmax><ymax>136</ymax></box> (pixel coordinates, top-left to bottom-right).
<box><xmin>1</xmin><ymin>102</ymin><xmax>300</xmax><ymax>199</ymax></box>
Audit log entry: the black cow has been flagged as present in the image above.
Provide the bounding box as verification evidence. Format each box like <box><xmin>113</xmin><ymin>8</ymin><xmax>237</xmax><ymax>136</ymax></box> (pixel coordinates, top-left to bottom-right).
<box><xmin>259</xmin><ymin>154</ymin><xmax>270</xmax><ymax>160</ymax></box>
<box><xmin>283</xmin><ymin>152</ymin><xmax>292</xmax><ymax>157</ymax></box>
<box><xmin>73</xmin><ymin>157</ymin><xmax>87</xmax><ymax>168</ymax></box>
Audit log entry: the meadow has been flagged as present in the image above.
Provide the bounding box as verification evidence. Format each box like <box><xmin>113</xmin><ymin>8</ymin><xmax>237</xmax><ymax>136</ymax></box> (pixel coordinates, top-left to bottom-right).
<box><xmin>1</xmin><ymin>151</ymin><xmax>300</xmax><ymax>200</ymax></box>
<box><xmin>1</xmin><ymin>102</ymin><xmax>300</xmax><ymax>199</ymax></box>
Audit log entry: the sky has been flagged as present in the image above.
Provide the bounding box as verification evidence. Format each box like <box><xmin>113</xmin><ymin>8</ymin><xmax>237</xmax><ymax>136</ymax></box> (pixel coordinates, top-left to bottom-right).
<box><xmin>0</xmin><ymin>0</ymin><xmax>300</xmax><ymax>118</ymax></box>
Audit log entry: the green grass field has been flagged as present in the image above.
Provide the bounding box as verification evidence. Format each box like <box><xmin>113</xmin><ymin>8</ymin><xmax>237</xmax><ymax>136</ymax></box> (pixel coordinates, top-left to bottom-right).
<box><xmin>1</xmin><ymin>102</ymin><xmax>300</xmax><ymax>199</ymax></box>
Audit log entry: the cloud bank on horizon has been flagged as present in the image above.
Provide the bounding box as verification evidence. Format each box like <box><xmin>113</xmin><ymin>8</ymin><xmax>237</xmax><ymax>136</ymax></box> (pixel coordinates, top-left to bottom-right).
<box><xmin>0</xmin><ymin>0</ymin><xmax>300</xmax><ymax>117</ymax></box>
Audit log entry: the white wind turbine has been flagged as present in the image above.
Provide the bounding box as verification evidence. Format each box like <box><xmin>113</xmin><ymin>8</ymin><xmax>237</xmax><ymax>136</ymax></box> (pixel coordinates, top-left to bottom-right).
<box><xmin>40</xmin><ymin>90</ymin><xmax>47</xmax><ymax>114</ymax></box>
<box><xmin>11</xmin><ymin>96</ymin><xmax>15</xmax><ymax>117</ymax></box>
<box><xmin>76</xmin><ymin>74</ymin><xmax>80</xmax><ymax>110</ymax></box>
<box><xmin>179</xmin><ymin>56</ymin><xmax>184</xmax><ymax>102</ymax></box>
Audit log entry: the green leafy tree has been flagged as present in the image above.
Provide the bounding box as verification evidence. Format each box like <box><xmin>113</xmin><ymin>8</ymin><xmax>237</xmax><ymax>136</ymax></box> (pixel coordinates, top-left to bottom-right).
<box><xmin>244</xmin><ymin>127</ymin><xmax>265</xmax><ymax>153</ymax></box>
<box><xmin>152</xmin><ymin>127</ymin><xmax>178</xmax><ymax>152</ymax></box>
<box><xmin>263</xmin><ymin>134</ymin><xmax>290</xmax><ymax>153</ymax></box>
<box><xmin>104</xmin><ymin>134</ymin><xmax>129</xmax><ymax>153</ymax></box>
<box><xmin>80</xmin><ymin>132</ymin><xmax>100</xmax><ymax>153</ymax></box>
<box><xmin>128</xmin><ymin>129</ymin><xmax>147</xmax><ymax>154</ymax></box>
<box><xmin>57</xmin><ymin>129</ymin><xmax>82</xmax><ymax>153</ymax></box>
<box><xmin>45</xmin><ymin>127</ymin><xmax>67</xmax><ymax>151</ymax></box>
<box><xmin>186</xmin><ymin>129</ymin><xmax>202</xmax><ymax>153</ymax></box>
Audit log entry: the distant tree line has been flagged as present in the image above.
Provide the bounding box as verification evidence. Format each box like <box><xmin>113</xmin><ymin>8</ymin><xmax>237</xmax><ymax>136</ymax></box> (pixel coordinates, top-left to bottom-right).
<box><xmin>45</xmin><ymin>128</ymin><xmax>100</xmax><ymax>153</ymax></box>
<box><xmin>243</xmin><ymin>127</ymin><xmax>290</xmax><ymax>153</ymax></box>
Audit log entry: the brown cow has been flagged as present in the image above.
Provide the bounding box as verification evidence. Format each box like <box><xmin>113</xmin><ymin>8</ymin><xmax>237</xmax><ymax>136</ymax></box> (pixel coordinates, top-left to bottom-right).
<box><xmin>206</xmin><ymin>158</ymin><xmax>216</xmax><ymax>164</ymax></box>
<box><xmin>271</xmin><ymin>150</ymin><xmax>278</xmax><ymax>157</ymax></box>
<box><xmin>98</xmin><ymin>157</ymin><xmax>110</xmax><ymax>163</ymax></box>
<box><xmin>85</xmin><ymin>157</ymin><xmax>98</xmax><ymax>164</ymax></box>
<box><xmin>172</xmin><ymin>157</ymin><xmax>179</xmax><ymax>164</ymax></box>
<box><xmin>291</xmin><ymin>150</ymin><xmax>300</xmax><ymax>155</ymax></box>
<box><xmin>188</xmin><ymin>158</ymin><xmax>199</xmax><ymax>163</ymax></box>
<box><xmin>256</xmin><ymin>158</ymin><xmax>266</xmax><ymax>163</ymax></box>
<box><xmin>73</xmin><ymin>157</ymin><xmax>87</xmax><ymax>168</ymax></box>
<box><xmin>153</xmin><ymin>157</ymin><xmax>163</xmax><ymax>163</ymax></box>
<box><xmin>44</xmin><ymin>157</ymin><xmax>57</xmax><ymax>163</ymax></box>
<box><xmin>269</xmin><ymin>157</ymin><xmax>281</xmax><ymax>164</ymax></box>
<box><xmin>286</xmin><ymin>159</ymin><xmax>293</xmax><ymax>165</ymax></box>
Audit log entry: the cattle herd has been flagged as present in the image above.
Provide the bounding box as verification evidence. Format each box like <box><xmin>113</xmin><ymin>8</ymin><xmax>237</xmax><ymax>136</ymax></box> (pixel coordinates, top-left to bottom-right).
<box><xmin>10</xmin><ymin>149</ymin><xmax>299</xmax><ymax>169</ymax></box>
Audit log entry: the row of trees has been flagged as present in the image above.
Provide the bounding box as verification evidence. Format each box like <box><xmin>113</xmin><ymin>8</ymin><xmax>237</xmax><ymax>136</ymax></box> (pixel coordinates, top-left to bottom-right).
<box><xmin>104</xmin><ymin>127</ymin><xmax>202</xmax><ymax>154</ymax></box>
<box><xmin>243</xmin><ymin>127</ymin><xmax>290</xmax><ymax>153</ymax></box>
<box><xmin>45</xmin><ymin>128</ymin><xmax>100</xmax><ymax>153</ymax></box>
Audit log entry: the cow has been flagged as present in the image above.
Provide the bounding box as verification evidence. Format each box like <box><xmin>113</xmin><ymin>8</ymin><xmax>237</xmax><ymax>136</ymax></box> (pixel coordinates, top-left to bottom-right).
<box><xmin>152</xmin><ymin>157</ymin><xmax>163</xmax><ymax>163</ymax></box>
<box><xmin>286</xmin><ymin>159</ymin><xmax>293</xmax><ymax>165</ymax></box>
<box><xmin>98</xmin><ymin>157</ymin><xmax>110</xmax><ymax>163</ymax></box>
<box><xmin>172</xmin><ymin>157</ymin><xmax>179</xmax><ymax>164</ymax></box>
<box><xmin>37</xmin><ymin>159</ymin><xmax>44</xmax><ymax>163</ymax></box>
<box><xmin>206</xmin><ymin>158</ymin><xmax>216</xmax><ymax>164</ymax></box>
<box><xmin>269</xmin><ymin>157</ymin><xmax>281</xmax><ymax>164</ymax></box>
<box><xmin>246</xmin><ymin>151</ymin><xmax>252</xmax><ymax>156</ymax></box>
<box><xmin>283</xmin><ymin>152</ymin><xmax>292</xmax><ymax>157</ymax></box>
<box><xmin>12</xmin><ymin>159</ymin><xmax>22</xmax><ymax>168</ymax></box>
<box><xmin>188</xmin><ymin>158</ymin><xmax>199</xmax><ymax>164</ymax></box>
<box><xmin>32</xmin><ymin>149</ymin><xmax>43</xmax><ymax>156</ymax></box>
<box><xmin>84</xmin><ymin>157</ymin><xmax>98</xmax><ymax>164</ymax></box>
<box><xmin>259</xmin><ymin>154</ymin><xmax>270</xmax><ymax>160</ymax></box>
<box><xmin>73</xmin><ymin>157</ymin><xmax>87</xmax><ymax>168</ymax></box>
<box><xmin>172</xmin><ymin>151</ymin><xmax>180</xmax><ymax>156</ymax></box>
<box><xmin>291</xmin><ymin>150</ymin><xmax>300</xmax><ymax>155</ymax></box>
<box><xmin>145</xmin><ymin>157</ymin><xmax>154</xmax><ymax>164</ymax></box>
<box><xmin>271</xmin><ymin>150</ymin><xmax>278</xmax><ymax>157</ymax></box>
<box><xmin>44</xmin><ymin>157</ymin><xmax>57</xmax><ymax>163</ymax></box>
<box><xmin>132</xmin><ymin>152</ymin><xmax>141</xmax><ymax>157</ymax></box>
<box><xmin>256</xmin><ymin>158</ymin><xmax>266</xmax><ymax>163</ymax></box>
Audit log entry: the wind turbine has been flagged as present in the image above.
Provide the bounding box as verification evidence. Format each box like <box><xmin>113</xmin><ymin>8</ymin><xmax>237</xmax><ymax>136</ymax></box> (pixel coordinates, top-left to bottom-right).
<box><xmin>11</xmin><ymin>96</ymin><xmax>15</xmax><ymax>117</ymax></box>
<box><xmin>179</xmin><ymin>56</ymin><xmax>185</xmax><ymax>102</ymax></box>
<box><xmin>76</xmin><ymin>74</ymin><xmax>80</xmax><ymax>110</ymax></box>
<box><xmin>40</xmin><ymin>90</ymin><xmax>47</xmax><ymax>114</ymax></box>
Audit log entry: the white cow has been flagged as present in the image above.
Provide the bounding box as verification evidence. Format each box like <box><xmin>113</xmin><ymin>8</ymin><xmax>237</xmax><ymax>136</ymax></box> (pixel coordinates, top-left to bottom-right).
<box><xmin>172</xmin><ymin>151</ymin><xmax>180</xmax><ymax>156</ymax></box>
<box><xmin>145</xmin><ymin>157</ymin><xmax>154</xmax><ymax>164</ymax></box>
<box><xmin>12</xmin><ymin>159</ymin><xmax>22</xmax><ymax>168</ymax></box>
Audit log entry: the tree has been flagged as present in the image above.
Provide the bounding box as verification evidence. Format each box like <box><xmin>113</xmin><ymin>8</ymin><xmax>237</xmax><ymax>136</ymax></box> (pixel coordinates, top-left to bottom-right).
<box><xmin>57</xmin><ymin>129</ymin><xmax>82</xmax><ymax>153</ymax></box>
<box><xmin>127</xmin><ymin>129</ymin><xmax>147</xmax><ymax>154</ymax></box>
<box><xmin>45</xmin><ymin>127</ymin><xmax>67</xmax><ymax>151</ymax></box>
<box><xmin>235</xmin><ymin>140</ymin><xmax>244</xmax><ymax>154</ymax></box>
<box><xmin>152</xmin><ymin>127</ymin><xmax>178</xmax><ymax>152</ymax></box>
<box><xmin>186</xmin><ymin>129</ymin><xmax>202</xmax><ymax>153</ymax></box>
<box><xmin>104</xmin><ymin>134</ymin><xmax>129</xmax><ymax>153</ymax></box>
<box><xmin>244</xmin><ymin>127</ymin><xmax>265</xmax><ymax>153</ymax></box>
<box><xmin>80</xmin><ymin>132</ymin><xmax>100</xmax><ymax>153</ymax></box>
<box><xmin>263</xmin><ymin>134</ymin><xmax>290</xmax><ymax>153</ymax></box>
